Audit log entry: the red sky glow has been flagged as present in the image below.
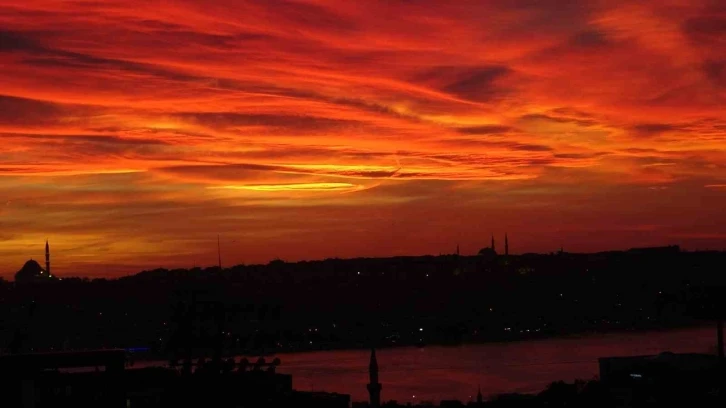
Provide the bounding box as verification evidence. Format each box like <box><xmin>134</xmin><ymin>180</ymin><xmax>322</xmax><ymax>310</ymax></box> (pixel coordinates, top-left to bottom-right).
<box><xmin>1</xmin><ymin>0</ymin><xmax>725</xmax><ymax>276</ymax></box>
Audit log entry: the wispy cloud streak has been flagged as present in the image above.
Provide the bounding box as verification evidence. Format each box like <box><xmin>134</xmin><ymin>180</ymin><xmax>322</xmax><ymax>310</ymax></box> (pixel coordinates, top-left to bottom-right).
<box><xmin>1</xmin><ymin>0</ymin><xmax>725</xmax><ymax>275</ymax></box>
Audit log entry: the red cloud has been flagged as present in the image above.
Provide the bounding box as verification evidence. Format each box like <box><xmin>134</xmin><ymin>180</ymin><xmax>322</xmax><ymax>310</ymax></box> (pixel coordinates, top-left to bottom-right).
<box><xmin>1</xmin><ymin>0</ymin><xmax>725</xmax><ymax>275</ymax></box>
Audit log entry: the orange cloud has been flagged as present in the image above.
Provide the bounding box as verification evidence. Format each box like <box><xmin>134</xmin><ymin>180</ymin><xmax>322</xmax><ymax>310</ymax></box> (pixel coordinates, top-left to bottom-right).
<box><xmin>1</xmin><ymin>0</ymin><xmax>725</xmax><ymax>276</ymax></box>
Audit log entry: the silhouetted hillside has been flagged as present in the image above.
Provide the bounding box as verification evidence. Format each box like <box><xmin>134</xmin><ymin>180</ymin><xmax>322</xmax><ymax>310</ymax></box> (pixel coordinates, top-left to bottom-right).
<box><xmin>2</xmin><ymin>248</ymin><xmax>726</xmax><ymax>358</ymax></box>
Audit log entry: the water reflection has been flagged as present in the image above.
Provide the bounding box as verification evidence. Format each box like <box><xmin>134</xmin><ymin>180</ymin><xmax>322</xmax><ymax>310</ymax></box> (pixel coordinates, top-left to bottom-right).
<box><xmin>274</xmin><ymin>326</ymin><xmax>715</xmax><ymax>403</ymax></box>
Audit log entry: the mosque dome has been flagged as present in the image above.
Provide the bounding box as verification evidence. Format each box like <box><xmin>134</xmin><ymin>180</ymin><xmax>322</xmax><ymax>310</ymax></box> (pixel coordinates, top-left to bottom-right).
<box><xmin>15</xmin><ymin>259</ymin><xmax>56</xmax><ymax>284</ymax></box>
<box><xmin>478</xmin><ymin>247</ymin><xmax>497</xmax><ymax>257</ymax></box>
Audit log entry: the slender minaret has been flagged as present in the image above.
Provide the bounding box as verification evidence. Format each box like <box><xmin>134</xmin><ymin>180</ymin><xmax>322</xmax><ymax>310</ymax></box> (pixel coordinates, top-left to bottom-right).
<box><xmin>491</xmin><ymin>235</ymin><xmax>495</xmax><ymax>253</ymax></box>
<box><xmin>367</xmin><ymin>348</ymin><xmax>382</xmax><ymax>408</ymax></box>
<box><xmin>45</xmin><ymin>239</ymin><xmax>50</xmax><ymax>275</ymax></box>
<box><xmin>456</xmin><ymin>244</ymin><xmax>460</xmax><ymax>256</ymax></box>
<box><xmin>477</xmin><ymin>386</ymin><xmax>483</xmax><ymax>406</ymax></box>
<box><xmin>504</xmin><ymin>233</ymin><xmax>509</xmax><ymax>257</ymax></box>
<box><xmin>217</xmin><ymin>235</ymin><xmax>222</xmax><ymax>270</ymax></box>
<box><xmin>718</xmin><ymin>319</ymin><xmax>724</xmax><ymax>362</ymax></box>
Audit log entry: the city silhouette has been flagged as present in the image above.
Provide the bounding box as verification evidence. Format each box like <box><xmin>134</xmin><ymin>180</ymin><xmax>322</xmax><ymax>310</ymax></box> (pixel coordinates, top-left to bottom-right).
<box><xmin>2</xmin><ymin>0</ymin><xmax>726</xmax><ymax>407</ymax></box>
<box><xmin>2</xmin><ymin>240</ymin><xmax>726</xmax><ymax>406</ymax></box>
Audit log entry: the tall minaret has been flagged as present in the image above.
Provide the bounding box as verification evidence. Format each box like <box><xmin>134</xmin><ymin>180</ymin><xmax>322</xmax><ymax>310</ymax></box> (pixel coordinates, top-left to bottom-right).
<box><xmin>491</xmin><ymin>235</ymin><xmax>495</xmax><ymax>253</ymax></box>
<box><xmin>367</xmin><ymin>348</ymin><xmax>382</xmax><ymax>408</ymax></box>
<box><xmin>45</xmin><ymin>239</ymin><xmax>50</xmax><ymax>275</ymax></box>
<box><xmin>217</xmin><ymin>235</ymin><xmax>222</xmax><ymax>270</ymax></box>
<box><xmin>504</xmin><ymin>233</ymin><xmax>509</xmax><ymax>257</ymax></box>
<box><xmin>477</xmin><ymin>386</ymin><xmax>483</xmax><ymax>406</ymax></box>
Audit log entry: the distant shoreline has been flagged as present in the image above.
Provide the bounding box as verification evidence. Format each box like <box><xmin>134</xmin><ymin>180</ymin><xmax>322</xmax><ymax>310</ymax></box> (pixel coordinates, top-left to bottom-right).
<box><xmin>126</xmin><ymin>319</ymin><xmax>716</xmax><ymax>365</ymax></box>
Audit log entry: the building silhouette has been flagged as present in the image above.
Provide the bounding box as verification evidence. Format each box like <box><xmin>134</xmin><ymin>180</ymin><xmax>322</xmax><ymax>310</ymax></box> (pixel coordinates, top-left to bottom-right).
<box><xmin>45</xmin><ymin>239</ymin><xmax>51</xmax><ymax>276</ymax></box>
<box><xmin>15</xmin><ymin>240</ymin><xmax>58</xmax><ymax>284</ymax></box>
<box><xmin>478</xmin><ymin>234</ymin><xmax>499</xmax><ymax>259</ymax></box>
<box><xmin>367</xmin><ymin>348</ymin><xmax>382</xmax><ymax>408</ymax></box>
<box><xmin>598</xmin><ymin>352</ymin><xmax>722</xmax><ymax>407</ymax></box>
<box><xmin>1</xmin><ymin>350</ymin><xmax>350</xmax><ymax>408</ymax></box>
<box><xmin>1</xmin><ymin>349</ymin><xmax>126</xmax><ymax>408</ymax></box>
<box><xmin>505</xmin><ymin>233</ymin><xmax>509</xmax><ymax>257</ymax></box>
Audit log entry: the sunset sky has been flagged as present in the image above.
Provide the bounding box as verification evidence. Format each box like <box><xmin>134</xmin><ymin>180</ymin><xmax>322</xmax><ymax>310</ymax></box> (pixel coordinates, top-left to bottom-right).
<box><xmin>1</xmin><ymin>0</ymin><xmax>725</xmax><ymax>277</ymax></box>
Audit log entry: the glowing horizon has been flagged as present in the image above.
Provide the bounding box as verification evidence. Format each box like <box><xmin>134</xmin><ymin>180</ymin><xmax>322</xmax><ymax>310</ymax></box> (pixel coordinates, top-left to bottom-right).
<box><xmin>1</xmin><ymin>0</ymin><xmax>725</xmax><ymax>277</ymax></box>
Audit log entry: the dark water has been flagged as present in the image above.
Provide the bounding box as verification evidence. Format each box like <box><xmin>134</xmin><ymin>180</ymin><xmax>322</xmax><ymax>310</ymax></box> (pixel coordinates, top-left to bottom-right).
<box><xmin>272</xmin><ymin>326</ymin><xmax>716</xmax><ymax>403</ymax></box>
<box><xmin>135</xmin><ymin>326</ymin><xmax>717</xmax><ymax>403</ymax></box>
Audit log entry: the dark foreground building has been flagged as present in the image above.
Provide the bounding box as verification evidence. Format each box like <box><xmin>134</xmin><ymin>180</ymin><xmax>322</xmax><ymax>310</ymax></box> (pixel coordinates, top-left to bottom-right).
<box><xmin>0</xmin><ymin>350</ymin><xmax>126</xmax><ymax>408</ymax></box>
<box><xmin>599</xmin><ymin>352</ymin><xmax>724</xmax><ymax>407</ymax></box>
<box><xmin>0</xmin><ymin>350</ymin><xmax>349</xmax><ymax>408</ymax></box>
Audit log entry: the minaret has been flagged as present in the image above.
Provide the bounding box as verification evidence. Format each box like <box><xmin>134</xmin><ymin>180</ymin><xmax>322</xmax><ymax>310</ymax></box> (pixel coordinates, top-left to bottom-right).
<box><xmin>718</xmin><ymin>319</ymin><xmax>724</xmax><ymax>362</ymax></box>
<box><xmin>456</xmin><ymin>244</ymin><xmax>460</xmax><ymax>256</ymax></box>
<box><xmin>491</xmin><ymin>235</ymin><xmax>495</xmax><ymax>253</ymax></box>
<box><xmin>504</xmin><ymin>233</ymin><xmax>509</xmax><ymax>257</ymax></box>
<box><xmin>477</xmin><ymin>386</ymin><xmax>483</xmax><ymax>406</ymax></box>
<box><xmin>45</xmin><ymin>239</ymin><xmax>50</xmax><ymax>276</ymax></box>
<box><xmin>367</xmin><ymin>348</ymin><xmax>382</xmax><ymax>408</ymax></box>
<box><xmin>217</xmin><ymin>235</ymin><xmax>222</xmax><ymax>270</ymax></box>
